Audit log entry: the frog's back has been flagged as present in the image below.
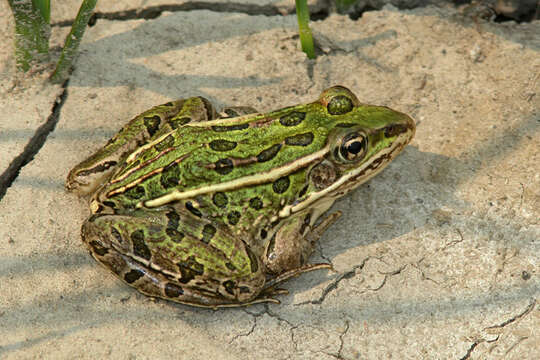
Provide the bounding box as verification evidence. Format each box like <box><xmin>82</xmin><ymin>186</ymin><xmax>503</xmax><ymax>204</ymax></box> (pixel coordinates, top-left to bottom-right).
<box><xmin>97</xmin><ymin>103</ymin><xmax>334</xmax><ymax>208</ymax></box>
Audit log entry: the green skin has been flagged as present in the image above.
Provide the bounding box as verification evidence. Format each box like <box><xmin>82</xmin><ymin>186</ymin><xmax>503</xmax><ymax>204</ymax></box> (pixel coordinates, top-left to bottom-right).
<box><xmin>66</xmin><ymin>86</ymin><xmax>415</xmax><ymax>308</ymax></box>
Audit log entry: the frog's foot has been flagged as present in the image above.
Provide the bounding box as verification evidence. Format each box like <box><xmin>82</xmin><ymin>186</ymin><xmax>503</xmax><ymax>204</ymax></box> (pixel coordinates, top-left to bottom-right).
<box><xmin>263</xmin><ymin>263</ymin><xmax>333</xmax><ymax>291</ymax></box>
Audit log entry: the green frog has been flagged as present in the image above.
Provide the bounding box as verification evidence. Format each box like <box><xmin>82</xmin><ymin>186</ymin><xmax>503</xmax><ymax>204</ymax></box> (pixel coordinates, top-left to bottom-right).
<box><xmin>66</xmin><ymin>86</ymin><xmax>415</xmax><ymax>308</ymax></box>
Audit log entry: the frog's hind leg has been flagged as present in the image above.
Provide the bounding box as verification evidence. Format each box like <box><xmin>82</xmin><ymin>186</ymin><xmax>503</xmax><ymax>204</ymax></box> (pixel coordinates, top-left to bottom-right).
<box><xmin>81</xmin><ymin>209</ymin><xmax>275</xmax><ymax>309</ymax></box>
<box><xmin>66</xmin><ymin>96</ymin><xmax>217</xmax><ymax>195</ymax></box>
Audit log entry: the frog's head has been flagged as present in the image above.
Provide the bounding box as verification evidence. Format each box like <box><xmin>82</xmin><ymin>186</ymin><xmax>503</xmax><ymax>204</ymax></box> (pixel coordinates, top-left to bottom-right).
<box><xmin>281</xmin><ymin>86</ymin><xmax>415</xmax><ymax>217</ymax></box>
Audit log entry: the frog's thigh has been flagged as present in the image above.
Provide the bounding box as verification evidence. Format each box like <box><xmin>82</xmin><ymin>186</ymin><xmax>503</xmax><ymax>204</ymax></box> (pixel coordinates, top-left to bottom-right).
<box><xmin>66</xmin><ymin>97</ymin><xmax>217</xmax><ymax>194</ymax></box>
<box><xmin>81</xmin><ymin>211</ymin><xmax>266</xmax><ymax>307</ymax></box>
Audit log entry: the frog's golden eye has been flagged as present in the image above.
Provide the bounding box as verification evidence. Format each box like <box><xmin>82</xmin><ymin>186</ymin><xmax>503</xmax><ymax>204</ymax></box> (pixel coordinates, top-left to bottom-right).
<box><xmin>337</xmin><ymin>132</ymin><xmax>367</xmax><ymax>162</ymax></box>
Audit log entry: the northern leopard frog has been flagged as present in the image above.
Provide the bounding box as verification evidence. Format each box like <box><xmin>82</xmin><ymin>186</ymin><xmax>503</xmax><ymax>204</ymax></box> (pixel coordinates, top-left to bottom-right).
<box><xmin>66</xmin><ymin>86</ymin><xmax>415</xmax><ymax>308</ymax></box>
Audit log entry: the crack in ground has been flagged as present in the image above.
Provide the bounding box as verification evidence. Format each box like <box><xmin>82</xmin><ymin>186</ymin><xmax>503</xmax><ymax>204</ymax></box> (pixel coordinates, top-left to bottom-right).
<box><xmin>459</xmin><ymin>339</ymin><xmax>481</xmax><ymax>360</ymax></box>
<box><xmin>297</xmin><ymin>257</ymin><xmax>372</xmax><ymax>306</ymax></box>
<box><xmin>52</xmin><ymin>2</ymin><xmax>285</xmax><ymax>27</ymax></box>
<box><xmin>0</xmin><ymin>81</ymin><xmax>69</xmax><ymax>201</ymax></box>
<box><xmin>371</xmin><ymin>265</ymin><xmax>406</xmax><ymax>291</ymax></box>
<box><xmin>484</xmin><ymin>298</ymin><xmax>536</xmax><ymax>330</ymax></box>
<box><xmin>331</xmin><ymin>320</ymin><xmax>350</xmax><ymax>360</ymax></box>
<box><xmin>459</xmin><ymin>299</ymin><xmax>536</xmax><ymax>359</ymax></box>
<box><xmin>459</xmin><ymin>335</ymin><xmax>500</xmax><ymax>360</ymax></box>
<box><xmin>262</xmin><ymin>304</ymin><xmax>300</xmax><ymax>352</ymax></box>
<box><xmin>295</xmin><ymin>256</ymin><xmax>406</xmax><ymax>306</ymax></box>
<box><xmin>229</xmin><ymin>311</ymin><xmax>257</xmax><ymax>343</ymax></box>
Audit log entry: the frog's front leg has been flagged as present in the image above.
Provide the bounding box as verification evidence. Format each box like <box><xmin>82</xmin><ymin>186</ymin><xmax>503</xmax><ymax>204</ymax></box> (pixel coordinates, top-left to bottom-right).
<box><xmin>66</xmin><ymin>96</ymin><xmax>217</xmax><ymax>195</ymax></box>
<box><xmin>81</xmin><ymin>208</ymin><xmax>276</xmax><ymax>308</ymax></box>
<box><xmin>263</xmin><ymin>211</ymin><xmax>341</xmax><ymax>275</ymax></box>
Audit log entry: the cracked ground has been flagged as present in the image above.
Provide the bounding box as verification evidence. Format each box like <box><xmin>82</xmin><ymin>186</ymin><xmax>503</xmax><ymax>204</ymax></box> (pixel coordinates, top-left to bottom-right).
<box><xmin>1</xmin><ymin>1</ymin><xmax>539</xmax><ymax>359</ymax></box>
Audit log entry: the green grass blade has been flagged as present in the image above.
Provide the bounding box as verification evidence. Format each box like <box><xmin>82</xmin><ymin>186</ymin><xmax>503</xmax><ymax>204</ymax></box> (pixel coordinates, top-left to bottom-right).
<box><xmin>51</xmin><ymin>0</ymin><xmax>98</xmax><ymax>83</ymax></box>
<box><xmin>295</xmin><ymin>0</ymin><xmax>315</xmax><ymax>59</ymax></box>
<box><xmin>8</xmin><ymin>0</ymin><xmax>51</xmax><ymax>71</ymax></box>
<box><xmin>32</xmin><ymin>0</ymin><xmax>50</xmax><ymax>23</ymax></box>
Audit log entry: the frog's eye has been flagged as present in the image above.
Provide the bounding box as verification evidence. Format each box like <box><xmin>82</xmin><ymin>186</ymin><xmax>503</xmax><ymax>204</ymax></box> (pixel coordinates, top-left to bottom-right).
<box><xmin>337</xmin><ymin>132</ymin><xmax>367</xmax><ymax>162</ymax></box>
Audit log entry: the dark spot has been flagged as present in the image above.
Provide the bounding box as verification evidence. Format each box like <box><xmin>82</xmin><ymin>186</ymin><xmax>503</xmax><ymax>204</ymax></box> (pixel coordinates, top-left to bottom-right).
<box><xmin>110</xmin><ymin>227</ymin><xmax>123</xmax><ymax>243</ymax></box>
<box><xmin>223</xmin><ymin>280</ymin><xmax>235</xmax><ymax>295</ymax></box>
<box><xmin>246</xmin><ymin>246</ymin><xmax>259</xmax><ymax>273</ymax></box>
<box><xmin>163</xmin><ymin>102</ymin><xmax>174</xmax><ymax>107</ymax></box>
<box><xmin>285</xmin><ymin>132</ymin><xmax>314</xmax><ymax>146</ymax></box>
<box><xmin>227</xmin><ymin>211</ymin><xmax>241</xmax><ymax>225</ymax></box>
<box><xmin>212</xmin><ymin>192</ymin><xmax>228</xmax><ymax>208</ymax></box>
<box><xmin>166</xmin><ymin>211</ymin><xmax>180</xmax><ymax>229</ymax></box>
<box><xmin>75</xmin><ymin>161</ymin><xmax>117</xmax><ymax>177</ymax></box>
<box><xmin>214</xmin><ymin>158</ymin><xmax>233</xmax><ymax>175</ymax></box>
<box><xmin>160</xmin><ymin>162</ymin><xmax>180</xmax><ymax>188</ymax></box>
<box><xmin>166</xmin><ymin>228</ymin><xmax>184</xmax><ymax>243</ymax></box>
<box><xmin>124</xmin><ymin>269</ymin><xmax>145</xmax><ymax>284</ymax></box>
<box><xmin>89</xmin><ymin>240</ymin><xmax>108</xmax><ymax>256</ymax></box>
<box><xmin>164</xmin><ymin>282</ymin><xmax>184</xmax><ymax>298</ymax></box>
<box><xmin>201</xmin><ymin>224</ymin><xmax>216</xmax><ymax>243</ymax></box>
<box><xmin>178</xmin><ymin>256</ymin><xmax>204</xmax><ymax>283</ymax></box>
<box><xmin>249</xmin><ymin>197</ymin><xmax>263</xmax><ymax>210</ymax></box>
<box><xmin>155</xmin><ymin>134</ymin><xmax>175</xmax><ymax>152</ymax></box>
<box><xmin>279</xmin><ymin>111</ymin><xmax>306</xmax><ymax>126</ymax></box>
<box><xmin>239</xmin><ymin>286</ymin><xmax>251</xmax><ymax>294</ymax></box>
<box><xmin>102</xmin><ymin>201</ymin><xmax>116</xmax><ymax>210</ymax></box>
<box><xmin>186</xmin><ymin>201</ymin><xmax>203</xmax><ymax>217</ymax></box>
<box><xmin>257</xmin><ymin>144</ymin><xmax>282</xmax><ymax>162</ymax></box>
<box><xmin>336</xmin><ymin>123</ymin><xmax>355</xmax><ymax>128</ymax></box>
<box><xmin>260</xmin><ymin>228</ymin><xmax>267</xmax><ymax>239</ymax></box>
<box><xmin>272</xmin><ymin>176</ymin><xmax>290</xmax><ymax>194</ymax></box>
<box><xmin>143</xmin><ymin>115</ymin><xmax>161</xmax><ymax>137</ymax></box>
<box><xmin>225</xmin><ymin>262</ymin><xmax>236</xmax><ymax>271</ymax></box>
<box><xmin>169</xmin><ymin>116</ymin><xmax>191</xmax><ymax>129</ymax></box>
<box><xmin>212</xmin><ymin>123</ymin><xmax>249</xmax><ymax>132</ymax></box>
<box><xmin>298</xmin><ymin>184</ymin><xmax>308</xmax><ymax>198</ymax></box>
<box><xmin>124</xmin><ymin>185</ymin><xmax>145</xmax><ymax>200</ymax></box>
<box><xmin>522</xmin><ymin>271</ymin><xmax>531</xmax><ymax>280</ymax></box>
<box><xmin>327</xmin><ymin>95</ymin><xmax>354</xmax><ymax>115</ymax></box>
<box><xmin>131</xmin><ymin>230</ymin><xmax>152</xmax><ymax>260</ymax></box>
<box><xmin>209</xmin><ymin>139</ymin><xmax>237</xmax><ymax>152</ymax></box>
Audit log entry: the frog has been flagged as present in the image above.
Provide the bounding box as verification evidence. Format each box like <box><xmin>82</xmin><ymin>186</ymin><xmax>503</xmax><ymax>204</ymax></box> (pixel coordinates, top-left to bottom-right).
<box><xmin>66</xmin><ymin>86</ymin><xmax>415</xmax><ymax>308</ymax></box>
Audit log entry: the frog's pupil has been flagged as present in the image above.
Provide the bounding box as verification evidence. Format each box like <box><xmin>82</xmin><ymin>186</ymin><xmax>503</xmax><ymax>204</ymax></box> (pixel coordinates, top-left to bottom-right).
<box><xmin>347</xmin><ymin>141</ymin><xmax>363</xmax><ymax>154</ymax></box>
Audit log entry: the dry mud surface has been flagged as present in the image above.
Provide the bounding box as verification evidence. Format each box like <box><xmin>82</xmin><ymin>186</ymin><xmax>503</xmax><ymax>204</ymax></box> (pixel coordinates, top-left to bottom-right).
<box><xmin>0</xmin><ymin>2</ymin><xmax>538</xmax><ymax>359</ymax></box>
